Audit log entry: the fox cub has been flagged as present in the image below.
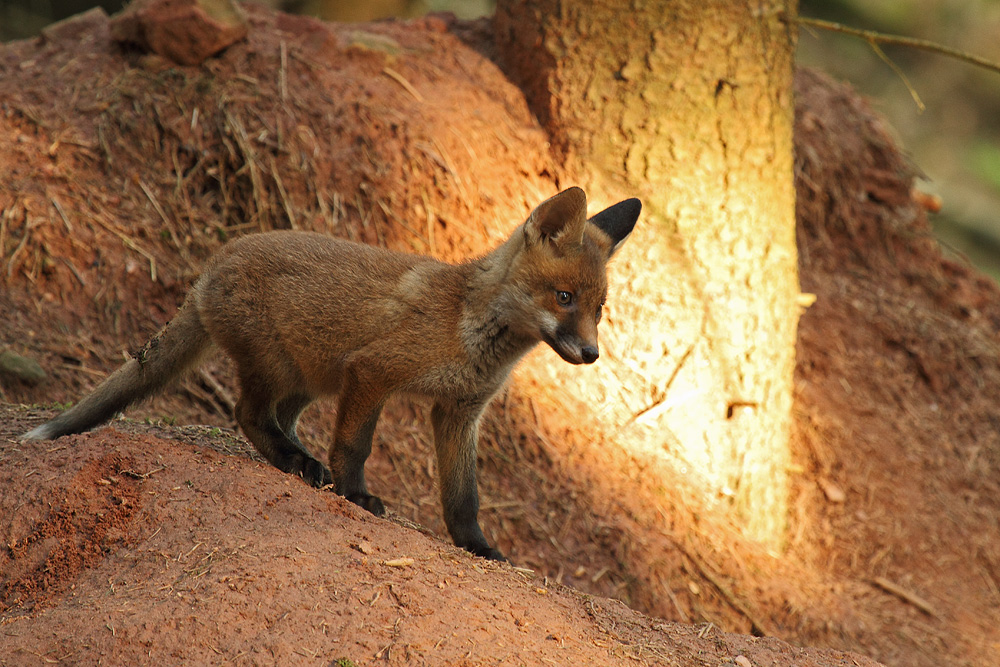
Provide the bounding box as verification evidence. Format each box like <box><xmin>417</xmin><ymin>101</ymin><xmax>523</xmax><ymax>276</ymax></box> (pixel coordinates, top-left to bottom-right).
<box><xmin>22</xmin><ymin>187</ymin><xmax>639</xmax><ymax>561</ymax></box>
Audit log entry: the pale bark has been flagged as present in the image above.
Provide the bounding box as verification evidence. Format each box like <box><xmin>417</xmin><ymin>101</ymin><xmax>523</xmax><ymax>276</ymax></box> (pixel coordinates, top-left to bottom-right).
<box><xmin>496</xmin><ymin>0</ymin><xmax>800</xmax><ymax>542</ymax></box>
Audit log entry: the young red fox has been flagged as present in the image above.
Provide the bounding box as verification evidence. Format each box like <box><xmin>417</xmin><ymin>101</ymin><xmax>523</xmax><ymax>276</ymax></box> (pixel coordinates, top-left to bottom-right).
<box><xmin>22</xmin><ymin>187</ymin><xmax>639</xmax><ymax>561</ymax></box>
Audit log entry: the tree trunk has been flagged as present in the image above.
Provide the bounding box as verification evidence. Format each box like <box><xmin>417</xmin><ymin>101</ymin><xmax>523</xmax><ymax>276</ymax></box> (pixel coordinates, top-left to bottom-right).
<box><xmin>495</xmin><ymin>0</ymin><xmax>800</xmax><ymax>543</ymax></box>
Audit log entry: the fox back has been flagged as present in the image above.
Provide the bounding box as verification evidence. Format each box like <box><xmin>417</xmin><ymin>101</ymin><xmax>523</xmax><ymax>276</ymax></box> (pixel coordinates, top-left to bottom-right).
<box><xmin>21</xmin><ymin>186</ymin><xmax>640</xmax><ymax>561</ymax></box>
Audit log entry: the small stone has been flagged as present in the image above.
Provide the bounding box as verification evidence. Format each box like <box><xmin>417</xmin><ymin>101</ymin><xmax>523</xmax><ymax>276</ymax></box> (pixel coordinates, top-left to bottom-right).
<box><xmin>0</xmin><ymin>350</ymin><xmax>47</xmax><ymax>385</ymax></box>
<box><xmin>353</xmin><ymin>540</ymin><xmax>374</xmax><ymax>555</ymax></box>
<box><xmin>818</xmin><ymin>478</ymin><xmax>846</xmax><ymax>503</ymax></box>
<box><xmin>41</xmin><ymin>7</ymin><xmax>110</xmax><ymax>43</ymax></box>
<box><xmin>734</xmin><ymin>656</ymin><xmax>752</xmax><ymax>667</ymax></box>
<box><xmin>110</xmin><ymin>0</ymin><xmax>248</xmax><ymax>66</ymax></box>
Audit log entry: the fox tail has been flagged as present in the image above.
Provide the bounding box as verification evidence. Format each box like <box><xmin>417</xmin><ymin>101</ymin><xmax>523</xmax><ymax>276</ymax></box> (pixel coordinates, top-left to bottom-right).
<box><xmin>20</xmin><ymin>302</ymin><xmax>210</xmax><ymax>440</ymax></box>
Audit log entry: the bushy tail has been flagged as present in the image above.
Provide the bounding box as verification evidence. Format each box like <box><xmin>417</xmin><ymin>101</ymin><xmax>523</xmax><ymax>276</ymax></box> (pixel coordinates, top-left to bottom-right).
<box><xmin>21</xmin><ymin>302</ymin><xmax>210</xmax><ymax>441</ymax></box>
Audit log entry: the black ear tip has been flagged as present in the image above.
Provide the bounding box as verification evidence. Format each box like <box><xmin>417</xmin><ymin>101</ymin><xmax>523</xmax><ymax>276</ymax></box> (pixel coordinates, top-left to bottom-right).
<box><xmin>607</xmin><ymin>197</ymin><xmax>642</xmax><ymax>227</ymax></box>
<box><xmin>588</xmin><ymin>196</ymin><xmax>641</xmax><ymax>248</ymax></box>
<box><xmin>612</xmin><ymin>198</ymin><xmax>641</xmax><ymax>224</ymax></box>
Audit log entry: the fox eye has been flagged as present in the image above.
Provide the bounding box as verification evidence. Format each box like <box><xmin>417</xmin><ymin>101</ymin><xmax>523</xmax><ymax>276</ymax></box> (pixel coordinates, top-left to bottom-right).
<box><xmin>556</xmin><ymin>290</ymin><xmax>573</xmax><ymax>306</ymax></box>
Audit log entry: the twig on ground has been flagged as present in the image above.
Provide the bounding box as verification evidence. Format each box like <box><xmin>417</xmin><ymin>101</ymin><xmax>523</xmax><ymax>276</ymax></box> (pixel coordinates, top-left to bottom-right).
<box><xmin>382</xmin><ymin>67</ymin><xmax>424</xmax><ymax>103</ymax></box>
<box><xmin>872</xmin><ymin>576</ymin><xmax>940</xmax><ymax>618</ymax></box>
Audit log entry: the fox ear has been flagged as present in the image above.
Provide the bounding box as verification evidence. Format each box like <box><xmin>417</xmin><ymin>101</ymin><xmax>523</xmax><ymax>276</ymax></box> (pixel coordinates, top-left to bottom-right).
<box><xmin>524</xmin><ymin>187</ymin><xmax>588</xmax><ymax>252</ymax></box>
<box><xmin>589</xmin><ymin>198</ymin><xmax>641</xmax><ymax>257</ymax></box>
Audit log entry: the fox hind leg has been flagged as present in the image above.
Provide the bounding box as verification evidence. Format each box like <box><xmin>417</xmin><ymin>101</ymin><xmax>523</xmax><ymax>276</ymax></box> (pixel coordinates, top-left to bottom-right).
<box><xmin>235</xmin><ymin>380</ymin><xmax>332</xmax><ymax>488</ymax></box>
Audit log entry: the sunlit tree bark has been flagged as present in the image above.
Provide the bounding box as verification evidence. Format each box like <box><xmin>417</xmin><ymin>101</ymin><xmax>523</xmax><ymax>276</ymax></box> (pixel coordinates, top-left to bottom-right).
<box><xmin>495</xmin><ymin>0</ymin><xmax>800</xmax><ymax>543</ymax></box>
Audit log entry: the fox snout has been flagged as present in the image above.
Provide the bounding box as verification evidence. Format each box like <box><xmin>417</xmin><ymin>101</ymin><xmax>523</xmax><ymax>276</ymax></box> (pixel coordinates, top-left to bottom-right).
<box><xmin>548</xmin><ymin>336</ymin><xmax>599</xmax><ymax>365</ymax></box>
<box><xmin>536</xmin><ymin>289</ymin><xmax>604</xmax><ymax>365</ymax></box>
<box><xmin>544</xmin><ymin>324</ymin><xmax>600</xmax><ymax>365</ymax></box>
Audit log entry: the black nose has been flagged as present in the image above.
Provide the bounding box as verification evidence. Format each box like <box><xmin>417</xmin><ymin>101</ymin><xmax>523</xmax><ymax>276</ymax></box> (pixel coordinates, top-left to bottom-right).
<box><xmin>581</xmin><ymin>346</ymin><xmax>599</xmax><ymax>363</ymax></box>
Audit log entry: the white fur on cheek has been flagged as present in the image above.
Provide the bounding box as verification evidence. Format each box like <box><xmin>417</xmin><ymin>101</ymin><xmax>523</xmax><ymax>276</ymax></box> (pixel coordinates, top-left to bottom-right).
<box><xmin>538</xmin><ymin>311</ymin><xmax>559</xmax><ymax>338</ymax></box>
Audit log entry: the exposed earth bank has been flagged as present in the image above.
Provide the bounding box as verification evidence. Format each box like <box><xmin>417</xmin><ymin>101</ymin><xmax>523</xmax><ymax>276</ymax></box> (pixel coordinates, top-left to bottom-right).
<box><xmin>1</xmin><ymin>4</ymin><xmax>998</xmax><ymax>666</ymax></box>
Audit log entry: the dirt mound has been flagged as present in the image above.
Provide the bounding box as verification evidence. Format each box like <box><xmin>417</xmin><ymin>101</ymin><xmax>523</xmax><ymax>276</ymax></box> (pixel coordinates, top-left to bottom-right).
<box><xmin>1</xmin><ymin>5</ymin><xmax>998</xmax><ymax>667</ymax></box>
<box><xmin>0</xmin><ymin>405</ymin><xmax>876</xmax><ymax>666</ymax></box>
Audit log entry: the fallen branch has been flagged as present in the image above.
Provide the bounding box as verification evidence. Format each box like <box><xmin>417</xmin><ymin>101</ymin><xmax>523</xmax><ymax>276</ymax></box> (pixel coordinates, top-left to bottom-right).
<box><xmin>872</xmin><ymin>576</ymin><xmax>940</xmax><ymax>618</ymax></box>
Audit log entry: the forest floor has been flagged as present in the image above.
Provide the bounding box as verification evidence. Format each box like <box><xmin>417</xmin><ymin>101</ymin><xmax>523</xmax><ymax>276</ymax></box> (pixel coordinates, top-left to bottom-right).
<box><xmin>1</xmin><ymin>5</ymin><xmax>998</xmax><ymax>666</ymax></box>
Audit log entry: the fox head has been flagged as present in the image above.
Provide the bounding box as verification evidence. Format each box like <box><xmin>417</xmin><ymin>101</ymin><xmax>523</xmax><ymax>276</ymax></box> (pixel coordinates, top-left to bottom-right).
<box><xmin>512</xmin><ymin>187</ymin><xmax>640</xmax><ymax>365</ymax></box>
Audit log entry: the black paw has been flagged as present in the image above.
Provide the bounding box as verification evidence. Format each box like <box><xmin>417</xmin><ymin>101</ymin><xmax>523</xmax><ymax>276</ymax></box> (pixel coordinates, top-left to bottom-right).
<box><xmin>345</xmin><ymin>492</ymin><xmax>387</xmax><ymax>517</ymax></box>
<box><xmin>300</xmin><ymin>458</ymin><xmax>333</xmax><ymax>488</ymax></box>
<box><xmin>466</xmin><ymin>544</ymin><xmax>508</xmax><ymax>563</ymax></box>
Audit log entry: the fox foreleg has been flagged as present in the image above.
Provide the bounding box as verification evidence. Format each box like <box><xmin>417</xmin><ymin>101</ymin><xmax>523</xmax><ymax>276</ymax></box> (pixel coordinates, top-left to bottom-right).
<box><xmin>328</xmin><ymin>372</ymin><xmax>388</xmax><ymax>516</ymax></box>
<box><xmin>431</xmin><ymin>400</ymin><xmax>506</xmax><ymax>562</ymax></box>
